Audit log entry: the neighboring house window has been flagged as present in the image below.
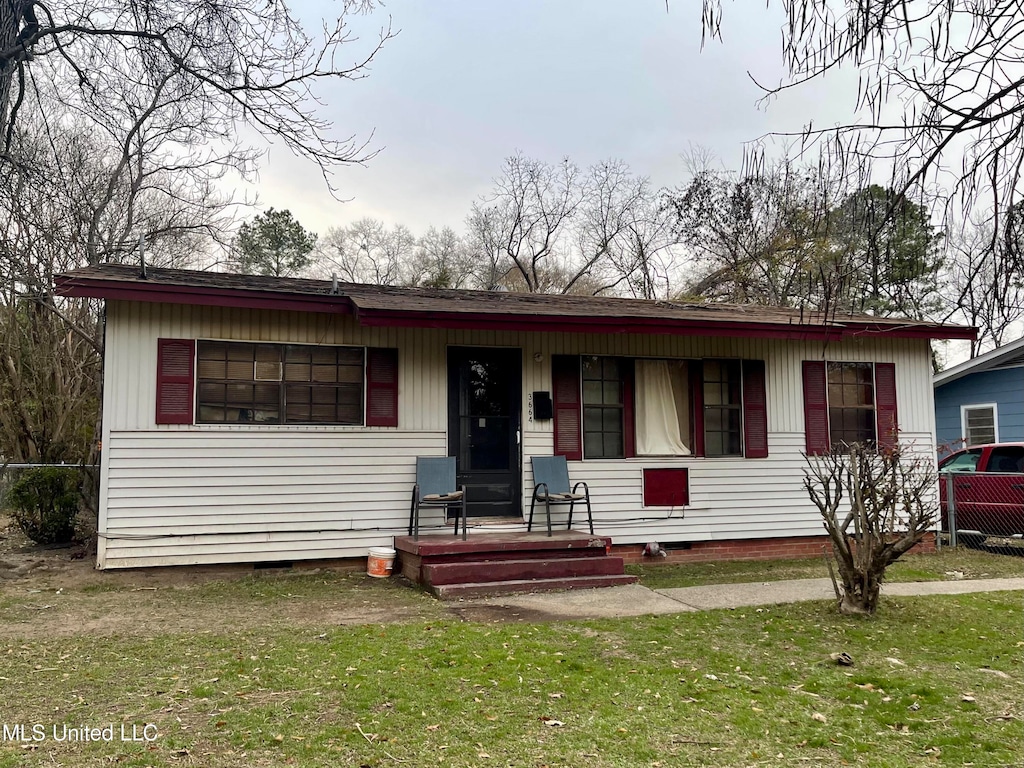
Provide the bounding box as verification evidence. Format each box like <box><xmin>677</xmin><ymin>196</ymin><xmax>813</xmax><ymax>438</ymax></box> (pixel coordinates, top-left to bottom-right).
<box><xmin>155</xmin><ymin>338</ymin><xmax>399</xmax><ymax>427</ymax></box>
<box><xmin>961</xmin><ymin>404</ymin><xmax>997</xmax><ymax>447</ymax></box>
<box><xmin>703</xmin><ymin>359</ymin><xmax>743</xmax><ymax>457</ymax></box>
<box><xmin>553</xmin><ymin>355</ymin><xmax>768</xmax><ymax>460</ymax></box>
<box><xmin>802</xmin><ymin>360</ymin><xmax>898</xmax><ymax>454</ymax></box>
<box><xmin>582</xmin><ymin>356</ymin><xmax>626</xmax><ymax>459</ymax></box>
<box><xmin>827</xmin><ymin>362</ymin><xmax>876</xmax><ymax>447</ymax></box>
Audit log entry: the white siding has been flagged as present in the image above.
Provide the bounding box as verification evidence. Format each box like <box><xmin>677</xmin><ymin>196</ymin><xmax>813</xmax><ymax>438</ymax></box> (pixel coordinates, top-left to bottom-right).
<box><xmin>98</xmin><ymin>301</ymin><xmax>939</xmax><ymax>568</ymax></box>
<box><xmin>99</xmin><ymin>430</ymin><xmax>445</xmax><ymax>568</ymax></box>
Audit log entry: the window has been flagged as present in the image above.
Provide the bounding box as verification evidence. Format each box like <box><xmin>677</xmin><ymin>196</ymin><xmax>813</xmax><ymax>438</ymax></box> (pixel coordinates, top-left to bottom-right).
<box><xmin>961</xmin><ymin>404</ymin><xmax>997</xmax><ymax>447</ymax></box>
<box><xmin>703</xmin><ymin>360</ymin><xmax>742</xmax><ymax>457</ymax></box>
<box><xmin>582</xmin><ymin>356</ymin><xmax>625</xmax><ymax>458</ymax></box>
<box><xmin>195</xmin><ymin>341</ymin><xmax>364</xmax><ymax>425</ymax></box>
<box><xmin>827</xmin><ymin>362</ymin><xmax>876</xmax><ymax>447</ymax></box>
<box><xmin>803</xmin><ymin>360</ymin><xmax>897</xmax><ymax>454</ymax></box>
<box><xmin>635</xmin><ymin>359</ymin><xmax>690</xmax><ymax>456</ymax></box>
<box><xmin>554</xmin><ymin>355</ymin><xmax>767</xmax><ymax>460</ymax></box>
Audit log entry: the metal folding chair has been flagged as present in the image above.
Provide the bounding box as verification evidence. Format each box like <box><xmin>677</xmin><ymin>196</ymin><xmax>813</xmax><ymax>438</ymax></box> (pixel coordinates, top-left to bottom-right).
<box><xmin>528</xmin><ymin>455</ymin><xmax>593</xmax><ymax>536</ymax></box>
<box><xmin>408</xmin><ymin>457</ymin><xmax>467</xmax><ymax>540</ymax></box>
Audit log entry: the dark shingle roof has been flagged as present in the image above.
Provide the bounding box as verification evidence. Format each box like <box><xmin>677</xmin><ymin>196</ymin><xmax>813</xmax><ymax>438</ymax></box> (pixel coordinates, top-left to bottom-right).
<box><xmin>55</xmin><ymin>263</ymin><xmax>976</xmax><ymax>341</ymax></box>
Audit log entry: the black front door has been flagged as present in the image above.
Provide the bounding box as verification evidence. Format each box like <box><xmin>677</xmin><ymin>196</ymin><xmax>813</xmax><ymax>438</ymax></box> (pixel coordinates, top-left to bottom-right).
<box><xmin>447</xmin><ymin>347</ymin><xmax>522</xmax><ymax>517</ymax></box>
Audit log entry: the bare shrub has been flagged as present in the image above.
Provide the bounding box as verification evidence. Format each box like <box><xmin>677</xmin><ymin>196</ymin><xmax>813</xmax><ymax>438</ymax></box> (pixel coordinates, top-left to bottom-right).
<box><xmin>804</xmin><ymin>443</ymin><xmax>936</xmax><ymax>615</ymax></box>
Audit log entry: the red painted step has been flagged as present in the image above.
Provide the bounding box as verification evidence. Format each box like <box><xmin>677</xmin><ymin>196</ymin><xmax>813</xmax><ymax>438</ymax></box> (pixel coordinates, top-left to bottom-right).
<box><xmin>423</xmin><ymin>556</ymin><xmax>627</xmax><ymax>586</ymax></box>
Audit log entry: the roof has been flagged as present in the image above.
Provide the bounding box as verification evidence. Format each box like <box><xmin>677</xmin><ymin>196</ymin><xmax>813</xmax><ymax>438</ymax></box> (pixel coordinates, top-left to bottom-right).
<box><xmin>55</xmin><ymin>263</ymin><xmax>977</xmax><ymax>341</ymax></box>
<box><xmin>933</xmin><ymin>336</ymin><xmax>1024</xmax><ymax>387</ymax></box>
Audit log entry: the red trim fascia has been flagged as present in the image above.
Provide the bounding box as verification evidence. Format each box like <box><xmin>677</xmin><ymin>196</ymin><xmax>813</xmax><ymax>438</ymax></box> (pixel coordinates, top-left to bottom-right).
<box><xmin>55</xmin><ymin>277</ymin><xmax>354</xmax><ymax>316</ymax></box>
<box><xmin>354</xmin><ymin>308</ymin><xmax>975</xmax><ymax>341</ymax></box>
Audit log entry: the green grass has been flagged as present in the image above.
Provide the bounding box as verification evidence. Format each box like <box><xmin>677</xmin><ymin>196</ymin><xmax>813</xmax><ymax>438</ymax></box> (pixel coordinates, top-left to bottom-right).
<box><xmin>0</xmin><ymin>592</ymin><xmax>1021</xmax><ymax>767</ymax></box>
<box><xmin>627</xmin><ymin>549</ymin><xmax>1024</xmax><ymax>590</ymax></box>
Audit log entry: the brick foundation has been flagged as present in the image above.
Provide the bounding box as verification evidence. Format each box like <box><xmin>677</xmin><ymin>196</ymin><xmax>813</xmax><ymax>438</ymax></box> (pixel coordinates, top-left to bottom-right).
<box><xmin>614</xmin><ymin>532</ymin><xmax>937</xmax><ymax>565</ymax></box>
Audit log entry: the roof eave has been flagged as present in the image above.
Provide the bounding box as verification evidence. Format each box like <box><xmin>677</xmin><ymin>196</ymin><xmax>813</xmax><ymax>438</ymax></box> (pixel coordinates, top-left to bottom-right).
<box><xmin>55</xmin><ymin>274</ymin><xmax>356</xmax><ymax>316</ymax></box>
<box><xmin>353</xmin><ymin>308</ymin><xmax>976</xmax><ymax>341</ymax></box>
<box><xmin>55</xmin><ymin>274</ymin><xmax>976</xmax><ymax>342</ymax></box>
<box><xmin>933</xmin><ymin>334</ymin><xmax>1024</xmax><ymax>387</ymax></box>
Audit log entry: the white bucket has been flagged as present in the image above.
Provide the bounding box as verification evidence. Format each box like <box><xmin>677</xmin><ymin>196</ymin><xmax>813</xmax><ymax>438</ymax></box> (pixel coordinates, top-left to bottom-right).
<box><xmin>367</xmin><ymin>546</ymin><xmax>397</xmax><ymax>578</ymax></box>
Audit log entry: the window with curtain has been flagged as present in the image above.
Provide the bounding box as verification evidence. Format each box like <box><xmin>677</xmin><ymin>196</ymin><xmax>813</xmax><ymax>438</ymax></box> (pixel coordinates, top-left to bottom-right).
<box><xmin>635</xmin><ymin>359</ymin><xmax>690</xmax><ymax>455</ymax></box>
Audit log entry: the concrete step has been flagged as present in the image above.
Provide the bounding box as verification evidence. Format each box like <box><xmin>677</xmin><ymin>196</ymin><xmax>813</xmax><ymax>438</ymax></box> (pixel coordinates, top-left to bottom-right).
<box><xmin>423</xmin><ymin>556</ymin><xmax>626</xmax><ymax>586</ymax></box>
<box><xmin>431</xmin><ymin>573</ymin><xmax>638</xmax><ymax>600</ymax></box>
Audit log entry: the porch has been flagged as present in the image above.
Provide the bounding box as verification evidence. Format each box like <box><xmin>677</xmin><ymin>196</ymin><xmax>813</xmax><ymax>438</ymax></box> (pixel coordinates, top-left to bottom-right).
<box><xmin>393</xmin><ymin>530</ymin><xmax>637</xmax><ymax>599</ymax></box>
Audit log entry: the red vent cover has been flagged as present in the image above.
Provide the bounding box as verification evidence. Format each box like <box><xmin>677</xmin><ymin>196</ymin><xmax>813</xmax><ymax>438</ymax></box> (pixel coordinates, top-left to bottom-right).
<box><xmin>643</xmin><ymin>468</ymin><xmax>689</xmax><ymax>507</ymax></box>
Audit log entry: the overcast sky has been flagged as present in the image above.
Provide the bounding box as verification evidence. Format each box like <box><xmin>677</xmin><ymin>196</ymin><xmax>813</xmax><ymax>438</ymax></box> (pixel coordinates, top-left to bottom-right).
<box><xmin>238</xmin><ymin>1</ymin><xmax>861</xmax><ymax>237</ymax></box>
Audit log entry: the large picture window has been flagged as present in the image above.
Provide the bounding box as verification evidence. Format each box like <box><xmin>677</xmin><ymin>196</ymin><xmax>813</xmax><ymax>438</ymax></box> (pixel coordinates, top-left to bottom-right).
<box><xmin>195</xmin><ymin>341</ymin><xmax>364</xmax><ymax>425</ymax></box>
<box><xmin>827</xmin><ymin>362</ymin><xmax>876</xmax><ymax>446</ymax></box>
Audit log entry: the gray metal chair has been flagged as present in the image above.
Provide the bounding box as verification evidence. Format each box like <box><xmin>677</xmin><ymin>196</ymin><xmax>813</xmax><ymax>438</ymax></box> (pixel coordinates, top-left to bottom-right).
<box><xmin>528</xmin><ymin>455</ymin><xmax>593</xmax><ymax>536</ymax></box>
<box><xmin>409</xmin><ymin>457</ymin><xmax>467</xmax><ymax>540</ymax></box>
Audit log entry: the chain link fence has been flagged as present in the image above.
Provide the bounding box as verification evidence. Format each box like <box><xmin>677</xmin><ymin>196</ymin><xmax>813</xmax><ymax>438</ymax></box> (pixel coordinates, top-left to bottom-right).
<box><xmin>939</xmin><ymin>469</ymin><xmax>1024</xmax><ymax>555</ymax></box>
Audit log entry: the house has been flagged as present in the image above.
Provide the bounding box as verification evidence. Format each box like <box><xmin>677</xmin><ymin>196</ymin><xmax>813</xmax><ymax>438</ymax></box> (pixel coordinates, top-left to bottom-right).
<box><xmin>55</xmin><ymin>264</ymin><xmax>974</xmax><ymax>571</ymax></box>
<box><xmin>934</xmin><ymin>336</ymin><xmax>1024</xmax><ymax>454</ymax></box>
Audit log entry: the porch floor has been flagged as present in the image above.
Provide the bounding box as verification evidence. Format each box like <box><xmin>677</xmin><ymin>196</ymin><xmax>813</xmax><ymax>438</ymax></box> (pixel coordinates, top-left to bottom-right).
<box><xmin>394</xmin><ymin>530</ymin><xmax>637</xmax><ymax>599</ymax></box>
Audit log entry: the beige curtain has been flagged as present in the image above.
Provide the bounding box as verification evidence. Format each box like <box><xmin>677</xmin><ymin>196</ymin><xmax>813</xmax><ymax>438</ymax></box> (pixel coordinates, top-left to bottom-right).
<box><xmin>636</xmin><ymin>359</ymin><xmax>690</xmax><ymax>456</ymax></box>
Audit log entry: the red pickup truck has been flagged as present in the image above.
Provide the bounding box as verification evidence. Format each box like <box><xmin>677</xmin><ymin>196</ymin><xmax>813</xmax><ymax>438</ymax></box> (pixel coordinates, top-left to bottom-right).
<box><xmin>938</xmin><ymin>443</ymin><xmax>1024</xmax><ymax>539</ymax></box>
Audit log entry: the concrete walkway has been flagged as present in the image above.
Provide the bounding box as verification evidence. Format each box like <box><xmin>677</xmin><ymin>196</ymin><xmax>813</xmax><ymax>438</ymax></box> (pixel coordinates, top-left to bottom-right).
<box><xmin>468</xmin><ymin>577</ymin><xmax>1024</xmax><ymax>620</ymax></box>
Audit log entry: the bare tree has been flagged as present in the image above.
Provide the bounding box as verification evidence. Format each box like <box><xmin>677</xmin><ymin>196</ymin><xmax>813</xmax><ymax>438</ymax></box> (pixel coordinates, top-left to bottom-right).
<box><xmin>0</xmin><ymin>119</ymin><xmax>232</xmax><ymax>482</ymax></box>
<box><xmin>942</xmin><ymin>217</ymin><xmax>1024</xmax><ymax>356</ymax></box>
<box><xmin>408</xmin><ymin>226</ymin><xmax>478</xmax><ymax>289</ymax></box>
<box><xmin>669</xmin><ymin>160</ymin><xmax>836</xmax><ymax>306</ymax></box>
<box><xmin>468</xmin><ymin>154</ymin><xmax>678</xmax><ymax>295</ymax></box>
<box><xmin>805</xmin><ymin>443</ymin><xmax>937</xmax><ymax>615</ymax></box>
<box><xmin>0</xmin><ymin>1</ymin><xmax>389</xmax><ymax>186</ymax></box>
<box><xmin>468</xmin><ymin>154</ymin><xmax>584</xmax><ymax>292</ymax></box>
<box><xmin>698</xmin><ymin>1</ymin><xmax>1024</xmax><ymax>222</ymax></box>
<box><xmin>317</xmin><ymin>218</ymin><xmax>417</xmax><ymax>286</ymax></box>
<box><xmin>669</xmin><ymin>159</ymin><xmax>943</xmax><ymax>317</ymax></box>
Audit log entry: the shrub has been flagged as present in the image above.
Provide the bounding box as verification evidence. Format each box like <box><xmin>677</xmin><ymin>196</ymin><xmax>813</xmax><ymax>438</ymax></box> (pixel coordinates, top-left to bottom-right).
<box><xmin>7</xmin><ymin>467</ymin><xmax>81</xmax><ymax>545</ymax></box>
<box><xmin>804</xmin><ymin>443</ymin><xmax>936</xmax><ymax>615</ymax></box>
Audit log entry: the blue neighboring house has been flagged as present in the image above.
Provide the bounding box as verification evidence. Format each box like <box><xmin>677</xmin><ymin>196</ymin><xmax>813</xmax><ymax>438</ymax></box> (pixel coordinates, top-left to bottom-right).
<box><xmin>934</xmin><ymin>337</ymin><xmax>1024</xmax><ymax>455</ymax></box>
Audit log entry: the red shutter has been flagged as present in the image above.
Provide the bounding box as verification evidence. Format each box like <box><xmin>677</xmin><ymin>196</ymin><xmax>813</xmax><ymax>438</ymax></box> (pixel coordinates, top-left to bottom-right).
<box><xmin>156</xmin><ymin>338</ymin><xmax>195</xmax><ymax>424</ymax></box>
<box><xmin>365</xmin><ymin>348</ymin><xmax>399</xmax><ymax>427</ymax></box>
<box><xmin>622</xmin><ymin>358</ymin><xmax>635</xmax><ymax>459</ymax></box>
<box><xmin>874</xmin><ymin>362</ymin><xmax>898</xmax><ymax>450</ymax></box>
<box><xmin>689</xmin><ymin>361</ymin><xmax>705</xmax><ymax>457</ymax></box>
<box><xmin>742</xmin><ymin>359</ymin><xmax>769</xmax><ymax>458</ymax></box>
<box><xmin>802</xmin><ymin>360</ymin><xmax>830</xmax><ymax>455</ymax></box>
<box><xmin>552</xmin><ymin>355</ymin><xmax>582</xmax><ymax>461</ymax></box>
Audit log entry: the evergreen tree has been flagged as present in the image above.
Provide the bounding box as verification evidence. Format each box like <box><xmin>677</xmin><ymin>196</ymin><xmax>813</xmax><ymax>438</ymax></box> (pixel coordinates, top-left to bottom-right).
<box><xmin>233</xmin><ymin>209</ymin><xmax>317</xmax><ymax>277</ymax></box>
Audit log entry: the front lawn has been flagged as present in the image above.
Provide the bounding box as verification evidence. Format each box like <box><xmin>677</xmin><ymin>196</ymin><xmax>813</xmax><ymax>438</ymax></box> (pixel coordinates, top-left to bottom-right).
<box><xmin>1</xmin><ymin>590</ymin><xmax>1020</xmax><ymax>767</ymax></box>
